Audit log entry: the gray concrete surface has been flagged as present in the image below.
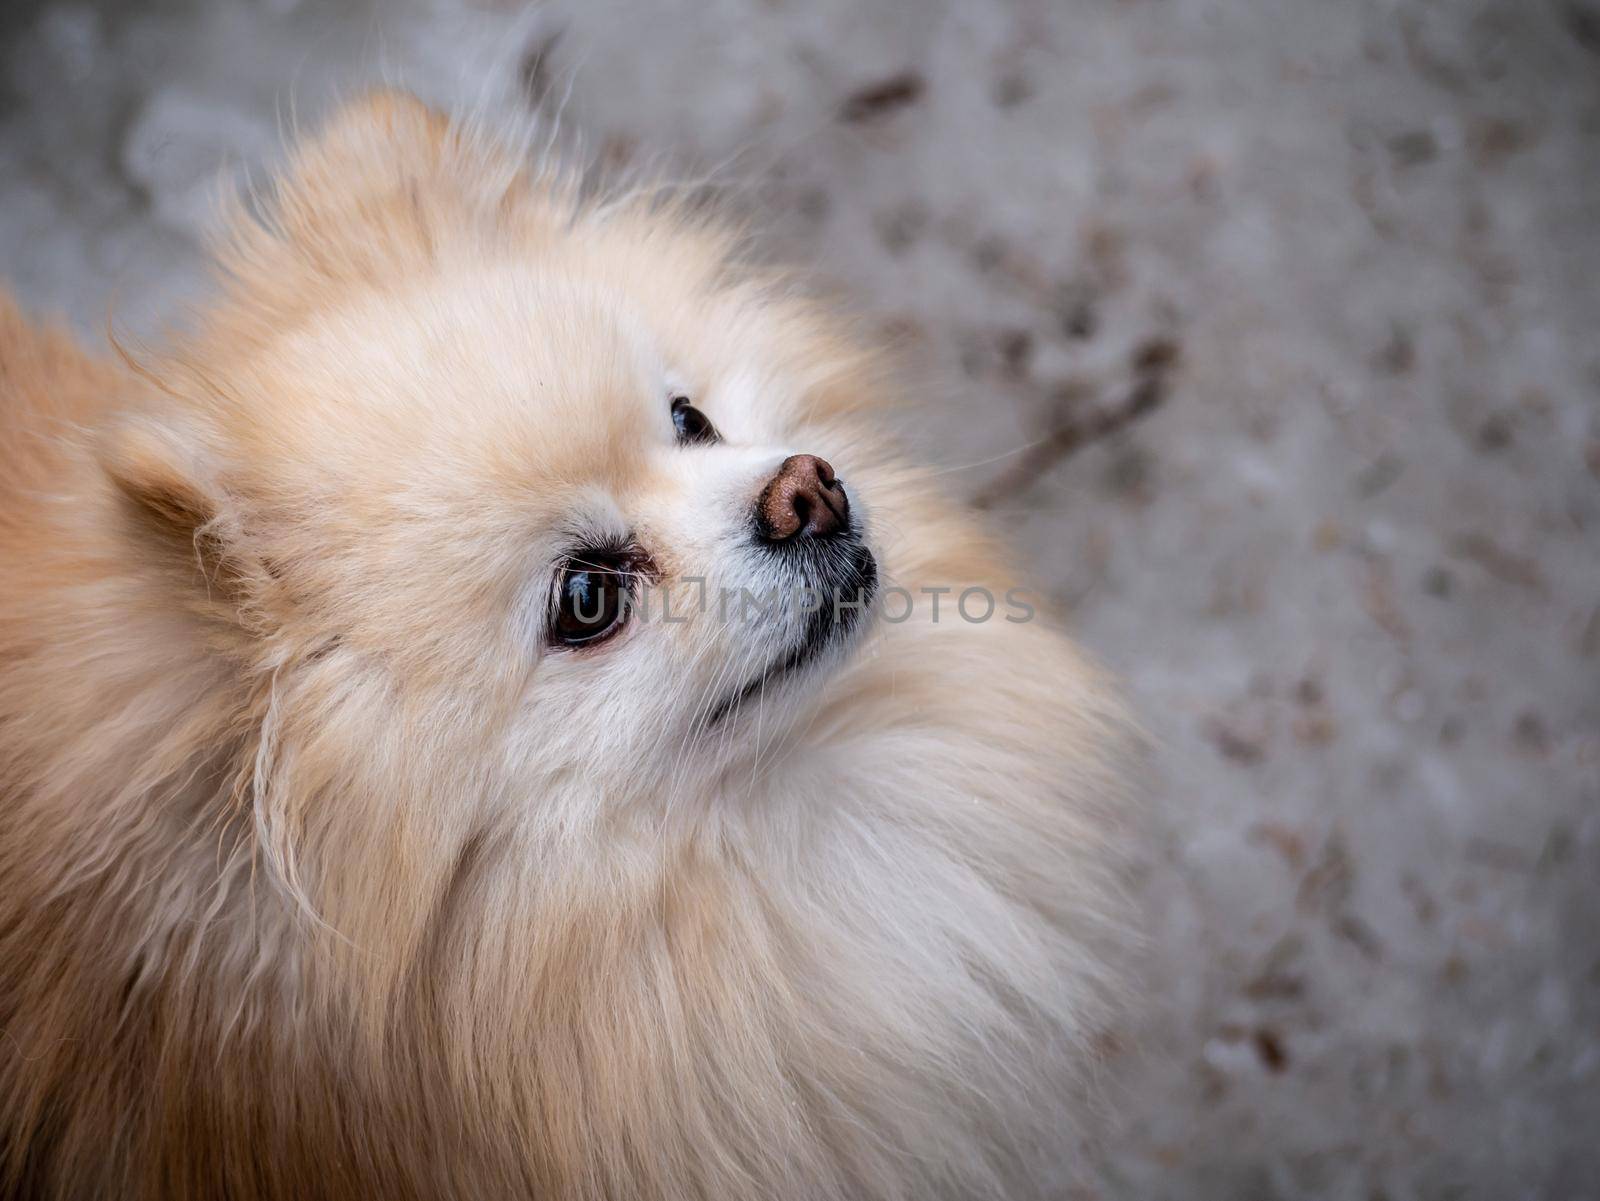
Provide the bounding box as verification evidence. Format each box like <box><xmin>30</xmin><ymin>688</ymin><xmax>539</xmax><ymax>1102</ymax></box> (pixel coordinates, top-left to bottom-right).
<box><xmin>2</xmin><ymin>1</ymin><xmax>1597</xmax><ymax>1197</ymax></box>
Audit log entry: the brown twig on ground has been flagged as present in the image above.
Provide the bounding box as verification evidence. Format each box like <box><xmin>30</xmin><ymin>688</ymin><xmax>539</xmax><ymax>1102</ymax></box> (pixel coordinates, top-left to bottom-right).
<box><xmin>969</xmin><ymin>338</ymin><xmax>1177</xmax><ymax>510</ymax></box>
<box><xmin>838</xmin><ymin>73</ymin><xmax>925</xmax><ymax>123</ymax></box>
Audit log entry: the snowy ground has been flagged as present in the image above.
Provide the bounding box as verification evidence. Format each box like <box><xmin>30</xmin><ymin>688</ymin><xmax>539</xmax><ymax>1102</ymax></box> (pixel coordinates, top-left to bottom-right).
<box><xmin>3</xmin><ymin>1</ymin><xmax>1597</xmax><ymax>1197</ymax></box>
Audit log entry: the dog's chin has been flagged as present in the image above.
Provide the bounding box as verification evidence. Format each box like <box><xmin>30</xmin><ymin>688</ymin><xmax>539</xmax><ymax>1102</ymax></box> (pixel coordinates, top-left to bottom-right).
<box><xmin>706</xmin><ymin>543</ymin><xmax>878</xmax><ymax>729</ymax></box>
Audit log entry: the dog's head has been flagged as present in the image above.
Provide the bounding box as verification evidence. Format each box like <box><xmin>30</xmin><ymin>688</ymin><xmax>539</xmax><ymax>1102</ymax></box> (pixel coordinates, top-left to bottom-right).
<box><xmin>104</xmin><ymin>94</ymin><xmax>886</xmax><ymax>829</ymax></box>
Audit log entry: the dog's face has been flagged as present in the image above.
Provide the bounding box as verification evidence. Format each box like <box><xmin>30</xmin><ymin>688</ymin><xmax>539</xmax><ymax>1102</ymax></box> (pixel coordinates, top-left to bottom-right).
<box><xmin>245</xmin><ymin>262</ymin><xmax>875</xmax><ymax>769</ymax></box>
<box><xmin>109</xmin><ymin>99</ymin><xmax>883</xmax><ymax>817</ymax></box>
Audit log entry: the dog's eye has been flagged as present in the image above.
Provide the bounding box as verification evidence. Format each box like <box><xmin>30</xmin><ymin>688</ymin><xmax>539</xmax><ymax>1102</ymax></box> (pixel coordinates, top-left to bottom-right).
<box><xmin>552</xmin><ymin>552</ymin><xmax>632</xmax><ymax>648</ymax></box>
<box><xmin>671</xmin><ymin>396</ymin><xmax>719</xmax><ymax>446</ymax></box>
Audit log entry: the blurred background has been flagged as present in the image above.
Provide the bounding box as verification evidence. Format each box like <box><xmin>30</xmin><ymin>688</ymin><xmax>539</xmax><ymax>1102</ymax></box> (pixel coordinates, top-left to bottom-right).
<box><xmin>2</xmin><ymin>0</ymin><xmax>1596</xmax><ymax>1196</ymax></box>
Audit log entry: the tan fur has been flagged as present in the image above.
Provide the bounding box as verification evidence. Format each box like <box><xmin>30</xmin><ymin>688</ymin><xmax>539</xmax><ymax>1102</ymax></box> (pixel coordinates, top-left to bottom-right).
<box><xmin>0</xmin><ymin>93</ymin><xmax>1137</xmax><ymax>1200</ymax></box>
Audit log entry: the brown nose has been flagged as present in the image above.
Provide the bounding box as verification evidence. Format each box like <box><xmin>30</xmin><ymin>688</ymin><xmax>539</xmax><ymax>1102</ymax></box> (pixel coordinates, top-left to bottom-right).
<box><xmin>756</xmin><ymin>454</ymin><xmax>850</xmax><ymax>542</ymax></box>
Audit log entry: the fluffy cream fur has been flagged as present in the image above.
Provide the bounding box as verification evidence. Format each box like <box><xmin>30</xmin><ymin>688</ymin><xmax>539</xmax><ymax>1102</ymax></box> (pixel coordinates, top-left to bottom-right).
<box><xmin>0</xmin><ymin>92</ymin><xmax>1137</xmax><ymax>1200</ymax></box>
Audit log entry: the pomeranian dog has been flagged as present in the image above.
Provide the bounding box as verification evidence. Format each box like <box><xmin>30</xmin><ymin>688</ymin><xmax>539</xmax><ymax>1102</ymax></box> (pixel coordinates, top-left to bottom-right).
<box><xmin>0</xmin><ymin>92</ymin><xmax>1136</xmax><ymax>1200</ymax></box>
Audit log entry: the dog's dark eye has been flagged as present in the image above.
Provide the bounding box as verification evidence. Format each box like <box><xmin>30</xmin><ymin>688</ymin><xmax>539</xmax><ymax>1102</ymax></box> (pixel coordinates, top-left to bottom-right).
<box><xmin>671</xmin><ymin>396</ymin><xmax>719</xmax><ymax>446</ymax></box>
<box><xmin>552</xmin><ymin>552</ymin><xmax>632</xmax><ymax>647</ymax></box>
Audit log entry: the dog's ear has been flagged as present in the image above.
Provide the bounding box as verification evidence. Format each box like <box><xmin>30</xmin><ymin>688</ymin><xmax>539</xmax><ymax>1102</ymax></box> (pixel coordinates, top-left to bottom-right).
<box><xmin>264</xmin><ymin>89</ymin><xmax>454</xmax><ymax>267</ymax></box>
<box><xmin>102</xmin><ymin>416</ymin><xmax>217</xmax><ymax>532</ymax></box>
<box><xmin>279</xmin><ymin>89</ymin><xmax>452</xmax><ymax>221</ymax></box>
<box><xmin>219</xmin><ymin>89</ymin><xmax>488</xmax><ymax>316</ymax></box>
<box><xmin>99</xmin><ymin>413</ymin><xmax>253</xmax><ymax>601</ymax></box>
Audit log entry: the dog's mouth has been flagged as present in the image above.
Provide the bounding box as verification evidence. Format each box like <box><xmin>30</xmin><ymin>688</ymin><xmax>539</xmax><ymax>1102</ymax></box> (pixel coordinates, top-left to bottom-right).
<box><xmin>706</xmin><ymin>543</ymin><xmax>878</xmax><ymax>727</ymax></box>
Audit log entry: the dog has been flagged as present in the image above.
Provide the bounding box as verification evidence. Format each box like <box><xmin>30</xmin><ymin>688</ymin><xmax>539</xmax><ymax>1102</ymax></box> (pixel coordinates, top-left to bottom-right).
<box><xmin>0</xmin><ymin>91</ymin><xmax>1137</xmax><ymax>1200</ymax></box>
